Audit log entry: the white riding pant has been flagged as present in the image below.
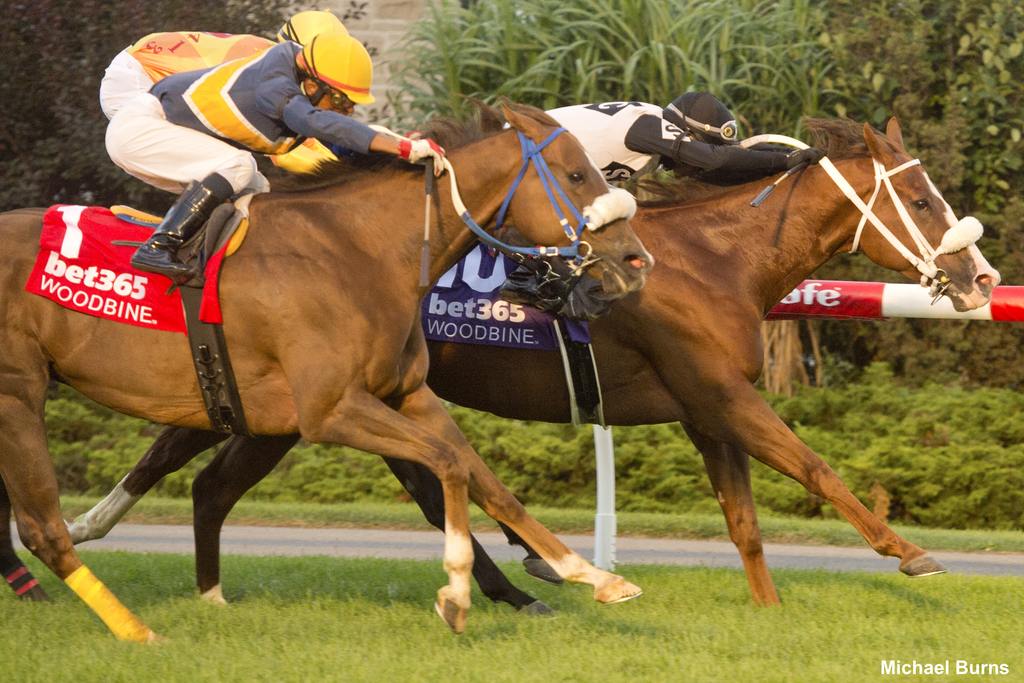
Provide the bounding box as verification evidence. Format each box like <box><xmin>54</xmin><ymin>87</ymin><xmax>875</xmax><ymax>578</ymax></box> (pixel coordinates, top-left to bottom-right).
<box><xmin>105</xmin><ymin>93</ymin><xmax>268</xmax><ymax>195</ymax></box>
<box><xmin>99</xmin><ymin>50</ymin><xmax>153</xmax><ymax>120</ymax></box>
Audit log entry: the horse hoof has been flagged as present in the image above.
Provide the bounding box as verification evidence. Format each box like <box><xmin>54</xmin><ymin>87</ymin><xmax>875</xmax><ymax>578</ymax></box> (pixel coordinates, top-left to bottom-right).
<box><xmin>518</xmin><ymin>600</ymin><xmax>555</xmax><ymax>616</ymax></box>
<box><xmin>523</xmin><ymin>558</ymin><xmax>564</xmax><ymax>585</ymax></box>
<box><xmin>199</xmin><ymin>584</ymin><xmax>228</xmax><ymax>605</ymax></box>
<box><xmin>594</xmin><ymin>577</ymin><xmax>643</xmax><ymax>604</ymax></box>
<box><xmin>435</xmin><ymin>588</ymin><xmax>468</xmax><ymax>634</ymax></box>
<box><xmin>18</xmin><ymin>583</ymin><xmax>50</xmax><ymax>602</ymax></box>
<box><xmin>900</xmin><ymin>555</ymin><xmax>948</xmax><ymax>577</ymax></box>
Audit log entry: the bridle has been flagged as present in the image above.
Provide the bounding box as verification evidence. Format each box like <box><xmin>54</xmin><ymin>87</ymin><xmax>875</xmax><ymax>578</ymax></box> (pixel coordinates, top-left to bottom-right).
<box><xmin>744</xmin><ymin>134</ymin><xmax>983</xmax><ymax>299</ymax></box>
<box><xmin>445</xmin><ymin>128</ymin><xmax>634</xmax><ymax>273</ymax></box>
<box><xmin>820</xmin><ymin>155</ymin><xmax>982</xmax><ymax>298</ymax></box>
<box><xmin>372</xmin><ymin>122</ymin><xmax>634</xmax><ymax>274</ymax></box>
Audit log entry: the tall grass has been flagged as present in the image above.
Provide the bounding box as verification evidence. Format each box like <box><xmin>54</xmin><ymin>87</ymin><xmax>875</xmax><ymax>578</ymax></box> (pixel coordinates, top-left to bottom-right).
<box><xmin>392</xmin><ymin>0</ymin><xmax>834</xmax><ymax>136</ymax></box>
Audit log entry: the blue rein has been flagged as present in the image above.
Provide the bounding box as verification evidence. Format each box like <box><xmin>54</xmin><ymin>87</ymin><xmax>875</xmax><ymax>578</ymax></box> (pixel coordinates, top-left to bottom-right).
<box><xmin>457</xmin><ymin>128</ymin><xmax>589</xmax><ymax>261</ymax></box>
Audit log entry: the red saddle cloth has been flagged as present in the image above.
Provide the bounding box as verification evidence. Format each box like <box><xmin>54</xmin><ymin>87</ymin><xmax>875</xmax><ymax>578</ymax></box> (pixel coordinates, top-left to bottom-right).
<box><xmin>24</xmin><ymin>205</ymin><xmax>228</xmax><ymax>333</ymax></box>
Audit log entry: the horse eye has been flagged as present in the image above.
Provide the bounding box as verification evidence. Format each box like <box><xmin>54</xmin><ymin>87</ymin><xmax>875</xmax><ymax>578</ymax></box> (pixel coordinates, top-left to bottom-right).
<box><xmin>912</xmin><ymin>198</ymin><xmax>930</xmax><ymax>211</ymax></box>
<box><xmin>568</xmin><ymin>171</ymin><xmax>585</xmax><ymax>184</ymax></box>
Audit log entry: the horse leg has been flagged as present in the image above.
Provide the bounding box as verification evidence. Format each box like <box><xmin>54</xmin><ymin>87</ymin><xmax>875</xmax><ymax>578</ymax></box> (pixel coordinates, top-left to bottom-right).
<box><xmin>383</xmin><ymin>393</ymin><xmax>640</xmax><ymax>604</ymax></box>
<box><xmin>491</xmin><ymin>521</ymin><xmax>563</xmax><ymax>585</ymax></box>
<box><xmin>682</xmin><ymin>423</ymin><xmax>780</xmax><ymax>606</ymax></box>
<box><xmin>696</xmin><ymin>380</ymin><xmax>942</xmax><ymax>575</ymax></box>
<box><xmin>302</xmin><ymin>386</ymin><xmax>478</xmax><ymax>633</ymax></box>
<box><xmin>382</xmin><ymin>457</ymin><xmax>552</xmax><ymax>613</ymax></box>
<box><xmin>68</xmin><ymin>427</ymin><xmax>228</xmax><ymax>543</ymax></box>
<box><xmin>0</xmin><ymin>477</ymin><xmax>49</xmax><ymax>601</ymax></box>
<box><xmin>457</xmin><ymin>454</ymin><xmax>641</xmax><ymax>604</ymax></box>
<box><xmin>191</xmin><ymin>434</ymin><xmax>298</xmax><ymax>602</ymax></box>
<box><xmin>0</xmin><ymin>370</ymin><xmax>155</xmax><ymax>641</ymax></box>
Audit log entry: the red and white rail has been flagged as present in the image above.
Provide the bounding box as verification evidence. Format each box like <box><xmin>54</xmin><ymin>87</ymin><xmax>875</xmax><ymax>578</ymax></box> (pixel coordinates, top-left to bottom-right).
<box><xmin>766</xmin><ymin>280</ymin><xmax>1024</xmax><ymax>322</ymax></box>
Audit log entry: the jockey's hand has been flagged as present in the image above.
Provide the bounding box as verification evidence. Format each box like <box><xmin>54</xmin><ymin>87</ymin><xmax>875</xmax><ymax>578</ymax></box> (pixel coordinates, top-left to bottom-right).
<box><xmin>786</xmin><ymin>147</ymin><xmax>825</xmax><ymax>169</ymax></box>
<box><xmin>399</xmin><ymin>138</ymin><xmax>446</xmax><ymax>176</ymax></box>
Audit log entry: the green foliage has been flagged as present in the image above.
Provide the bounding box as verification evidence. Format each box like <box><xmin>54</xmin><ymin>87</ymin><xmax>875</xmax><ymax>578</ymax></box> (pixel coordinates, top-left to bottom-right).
<box><xmin>813</xmin><ymin>0</ymin><xmax>1024</xmax><ymax>387</ymax></box>
<box><xmin>0</xmin><ymin>0</ymin><xmax>291</xmax><ymax>212</ymax></box>
<box><xmin>46</xmin><ymin>371</ymin><xmax>1024</xmax><ymax>530</ymax></box>
<box><xmin>393</xmin><ymin>0</ymin><xmax>831</xmax><ymax>136</ymax></box>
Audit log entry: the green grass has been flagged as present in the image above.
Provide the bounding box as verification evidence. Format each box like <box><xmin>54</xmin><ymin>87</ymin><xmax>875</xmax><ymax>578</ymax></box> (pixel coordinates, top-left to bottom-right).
<box><xmin>1</xmin><ymin>552</ymin><xmax>1020</xmax><ymax>682</ymax></box>
<box><xmin>60</xmin><ymin>495</ymin><xmax>1024</xmax><ymax>554</ymax></box>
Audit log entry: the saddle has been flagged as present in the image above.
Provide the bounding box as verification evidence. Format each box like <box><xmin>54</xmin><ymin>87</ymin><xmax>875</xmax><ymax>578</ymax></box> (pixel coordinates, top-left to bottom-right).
<box><xmin>112</xmin><ymin>202</ymin><xmax>249</xmax><ymax>288</ymax></box>
<box><xmin>113</xmin><ymin>202</ymin><xmax>251</xmax><ymax>436</ymax></box>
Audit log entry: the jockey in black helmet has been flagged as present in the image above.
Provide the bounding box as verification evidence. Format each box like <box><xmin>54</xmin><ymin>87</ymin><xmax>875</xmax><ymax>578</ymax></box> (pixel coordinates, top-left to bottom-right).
<box><xmin>500</xmin><ymin>92</ymin><xmax>824</xmax><ymax>313</ymax></box>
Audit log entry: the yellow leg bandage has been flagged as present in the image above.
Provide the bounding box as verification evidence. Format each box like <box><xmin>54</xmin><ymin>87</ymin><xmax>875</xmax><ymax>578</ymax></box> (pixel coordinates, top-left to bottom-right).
<box><xmin>64</xmin><ymin>566</ymin><xmax>155</xmax><ymax>642</ymax></box>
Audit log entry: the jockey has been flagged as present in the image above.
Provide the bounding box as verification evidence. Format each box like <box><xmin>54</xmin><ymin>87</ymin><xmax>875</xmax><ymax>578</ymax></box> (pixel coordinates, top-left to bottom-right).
<box><xmin>501</xmin><ymin>93</ymin><xmax>825</xmax><ymax>309</ymax></box>
<box><xmin>106</xmin><ymin>30</ymin><xmax>445</xmax><ymax>282</ymax></box>
<box><xmin>546</xmin><ymin>92</ymin><xmax>824</xmax><ymax>182</ymax></box>
<box><xmin>100</xmin><ymin>10</ymin><xmax>346</xmax><ymax>175</ymax></box>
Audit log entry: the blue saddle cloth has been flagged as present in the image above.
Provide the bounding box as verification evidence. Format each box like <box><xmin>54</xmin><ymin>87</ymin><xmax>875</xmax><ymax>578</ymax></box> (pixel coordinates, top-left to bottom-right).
<box><xmin>421</xmin><ymin>245</ymin><xmax>589</xmax><ymax>350</ymax></box>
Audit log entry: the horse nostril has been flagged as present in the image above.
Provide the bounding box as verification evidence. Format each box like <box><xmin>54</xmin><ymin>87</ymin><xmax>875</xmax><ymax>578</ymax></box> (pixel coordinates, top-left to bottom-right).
<box><xmin>626</xmin><ymin>255</ymin><xmax>648</xmax><ymax>270</ymax></box>
<box><xmin>976</xmin><ymin>273</ymin><xmax>997</xmax><ymax>291</ymax></box>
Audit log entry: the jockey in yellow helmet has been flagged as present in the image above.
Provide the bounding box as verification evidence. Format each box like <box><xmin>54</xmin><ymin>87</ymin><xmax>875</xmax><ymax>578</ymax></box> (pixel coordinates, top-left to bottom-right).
<box><xmin>106</xmin><ymin>30</ymin><xmax>446</xmax><ymax>281</ymax></box>
<box><xmin>99</xmin><ymin>10</ymin><xmax>346</xmax><ymax>172</ymax></box>
<box><xmin>269</xmin><ymin>10</ymin><xmax>350</xmax><ymax>174</ymax></box>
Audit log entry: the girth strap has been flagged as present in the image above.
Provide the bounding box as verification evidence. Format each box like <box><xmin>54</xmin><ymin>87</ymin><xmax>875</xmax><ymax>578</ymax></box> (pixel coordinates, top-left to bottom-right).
<box><xmin>553</xmin><ymin>319</ymin><xmax>604</xmax><ymax>426</ymax></box>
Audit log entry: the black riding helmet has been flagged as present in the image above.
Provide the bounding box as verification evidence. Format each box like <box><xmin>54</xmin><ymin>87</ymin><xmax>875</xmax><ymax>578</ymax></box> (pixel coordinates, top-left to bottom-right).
<box><xmin>663</xmin><ymin>92</ymin><xmax>739</xmax><ymax>144</ymax></box>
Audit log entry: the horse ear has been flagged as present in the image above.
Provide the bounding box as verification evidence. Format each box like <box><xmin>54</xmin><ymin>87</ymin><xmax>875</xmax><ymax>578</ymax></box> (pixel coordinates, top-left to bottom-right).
<box><xmin>885</xmin><ymin>117</ymin><xmax>906</xmax><ymax>152</ymax></box>
<box><xmin>501</xmin><ymin>102</ymin><xmax>552</xmax><ymax>142</ymax></box>
<box><xmin>863</xmin><ymin>122</ymin><xmax>896</xmax><ymax>164</ymax></box>
<box><xmin>471</xmin><ymin>98</ymin><xmax>505</xmax><ymax>133</ymax></box>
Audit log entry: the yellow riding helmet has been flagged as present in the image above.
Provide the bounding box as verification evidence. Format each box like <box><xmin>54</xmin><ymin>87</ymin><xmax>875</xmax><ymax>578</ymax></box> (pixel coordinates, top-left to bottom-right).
<box><xmin>296</xmin><ymin>32</ymin><xmax>375</xmax><ymax>105</ymax></box>
<box><xmin>277</xmin><ymin>9</ymin><xmax>347</xmax><ymax>45</ymax></box>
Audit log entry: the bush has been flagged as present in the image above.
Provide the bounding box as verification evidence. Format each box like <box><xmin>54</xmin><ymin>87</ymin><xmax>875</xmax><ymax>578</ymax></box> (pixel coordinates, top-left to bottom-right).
<box><xmin>45</xmin><ymin>369</ymin><xmax>1024</xmax><ymax>530</ymax></box>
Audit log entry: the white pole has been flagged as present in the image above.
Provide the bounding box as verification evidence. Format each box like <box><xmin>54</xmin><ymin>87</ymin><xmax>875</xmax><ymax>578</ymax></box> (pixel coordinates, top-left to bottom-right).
<box><xmin>592</xmin><ymin>424</ymin><xmax>616</xmax><ymax>570</ymax></box>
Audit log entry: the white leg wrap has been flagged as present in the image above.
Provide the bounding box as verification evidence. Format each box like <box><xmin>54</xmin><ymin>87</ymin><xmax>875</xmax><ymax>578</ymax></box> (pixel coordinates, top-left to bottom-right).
<box><xmin>67</xmin><ymin>476</ymin><xmax>141</xmax><ymax>544</ymax></box>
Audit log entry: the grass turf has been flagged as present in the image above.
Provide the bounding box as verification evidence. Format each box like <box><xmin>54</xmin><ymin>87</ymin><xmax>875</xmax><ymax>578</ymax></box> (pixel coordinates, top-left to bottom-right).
<box><xmin>60</xmin><ymin>495</ymin><xmax>1024</xmax><ymax>553</ymax></box>
<box><xmin>0</xmin><ymin>551</ymin><xmax>1020</xmax><ymax>682</ymax></box>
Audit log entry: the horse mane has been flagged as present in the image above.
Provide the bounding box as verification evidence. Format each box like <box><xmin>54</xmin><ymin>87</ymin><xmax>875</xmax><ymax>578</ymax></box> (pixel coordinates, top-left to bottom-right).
<box><xmin>638</xmin><ymin>117</ymin><xmax>883</xmax><ymax>208</ymax></box>
<box><xmin>270</xmin><ymin>101</ymin><xmax>548</xmax><ymax>193</ymax></box>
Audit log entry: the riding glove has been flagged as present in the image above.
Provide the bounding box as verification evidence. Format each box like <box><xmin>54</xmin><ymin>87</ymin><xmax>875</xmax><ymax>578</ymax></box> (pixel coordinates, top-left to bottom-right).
<box><xmin>786</xmin><ymin>147</ymin><xmax>825</xmax><ymax>169</ymax></box>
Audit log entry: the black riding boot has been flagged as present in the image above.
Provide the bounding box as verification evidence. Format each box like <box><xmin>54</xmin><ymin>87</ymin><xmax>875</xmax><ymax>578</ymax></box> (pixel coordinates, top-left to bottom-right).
<box><xmin>131</xmin><ymin>173</ymin><xmax>233</xmax><ymax>282</ymax></box>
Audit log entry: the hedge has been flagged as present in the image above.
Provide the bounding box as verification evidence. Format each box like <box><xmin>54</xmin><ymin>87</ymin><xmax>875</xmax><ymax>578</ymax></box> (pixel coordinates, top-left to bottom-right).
<box><xmin>45</xmin><ymin>364</ymin><xmax>1024</xmax><ymax>530</ymax></box>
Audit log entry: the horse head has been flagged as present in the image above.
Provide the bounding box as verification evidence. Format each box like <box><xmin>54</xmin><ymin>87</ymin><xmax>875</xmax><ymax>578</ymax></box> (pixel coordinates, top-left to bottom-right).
<box><xmin>494</xmin><ymin>103</ymin><xmax>653</xmax><ymax>315</ymax></box>
<box><xmin>840</xmin><ymin>118</ymin><xmax>999</xmax><ymax>311</ymax></box>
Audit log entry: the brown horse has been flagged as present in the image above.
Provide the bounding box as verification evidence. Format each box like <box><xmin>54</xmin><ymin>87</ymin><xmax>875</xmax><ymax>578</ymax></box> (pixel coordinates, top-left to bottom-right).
<box><xmin>54</xmin><ymin>114</ymin><xmax>999</xmax><ymax>610</ymax></box>
<box><xmin>0</xmin><ymin>103</ymin><xmax>653</xmax><ymax>639</ymax></box>
<box><xmin>49</xmin><ymin>116</ymin><xmax>1001</xmax><ymax>612</ymax></box>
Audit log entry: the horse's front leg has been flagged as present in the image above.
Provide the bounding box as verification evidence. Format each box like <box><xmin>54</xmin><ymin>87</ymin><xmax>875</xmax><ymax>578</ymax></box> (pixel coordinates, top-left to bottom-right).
<box><xmin>691</xmin><ymin>379</ymin><xmax>944</xmax><ymax>576</ymax></box>
<box><xmin>682</xmin><ymin>423</ymin><xmax>780</xmax><ymax>606</ymax></box>
<box><xmin>395</xmin><ymin>394</ymin><xmax>641</xmax><ymax>604</ymax></box>
<box><xmin>300</xmin><ymin>386</ymin><xmax>476</xmax><ymax>633</ymax></box>
<box><xmin>381</xmin><ymin>457</ymin><xmax>550</xmax><ymax>612</ymax></box>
